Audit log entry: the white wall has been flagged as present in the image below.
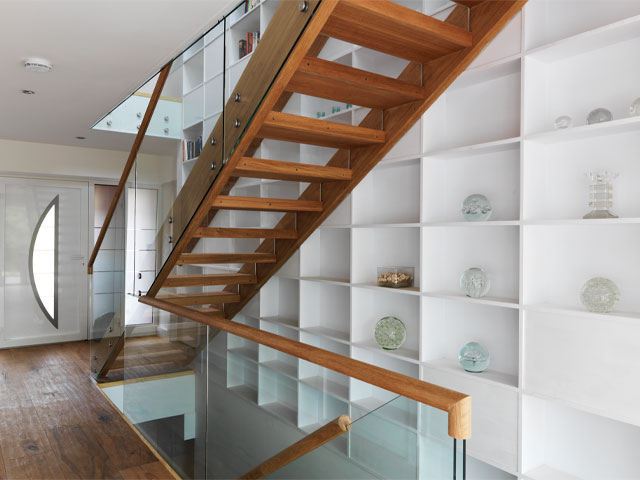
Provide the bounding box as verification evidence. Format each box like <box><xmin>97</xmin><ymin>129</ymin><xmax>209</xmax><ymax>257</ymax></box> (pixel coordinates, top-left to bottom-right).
<box><xmin>0</xmin><ymin>138</ymin><xmax>176</xmax><ymax>184</ymax></box>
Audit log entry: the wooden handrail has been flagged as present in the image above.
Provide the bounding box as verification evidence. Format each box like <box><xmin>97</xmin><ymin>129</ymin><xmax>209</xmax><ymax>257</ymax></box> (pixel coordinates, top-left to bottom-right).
<box><xmin>139</xmin><ymin>295</ymin><xmax>471</xmax><ymax>439</ymax></box>
<box><xmin>87</xmin><ymin>62</ymin><xmax>172</xmax><ymax>274</ymax></box>
<box><xmin>239</xmin><ymin>415</ymin><xmax>352</xmax><ymax>479</ymax></box>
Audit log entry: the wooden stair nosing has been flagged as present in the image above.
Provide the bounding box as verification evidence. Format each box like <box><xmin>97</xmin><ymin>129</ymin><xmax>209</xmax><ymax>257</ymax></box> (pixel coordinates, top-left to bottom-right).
<box><xmin>212</xmin><ymin>195</ymin><xmax>323</xmax><ymax>213</ymax></box>
<box><xmin>163</xmin><ymin>273</ymin><xmax>257</xmax><ymax>288</ymax></box>
<box><xmin>194</xmin><ymin>307</ymin><xmax>226</xmax><ymax>317</ymax></box>
<box><xmin>451</xmin><ymin>0</ymin><xmax>484</xmax><ymax>7</ymax></box>
<box><xmin>258</xmin><ymin>111</ymin><xmax>385</xmax><ymax>149</ymax></box>
<box><xmin>177</xmin><ymin>252</ymin><xmax>277</xmax><ymax>265</ymax></box>
<box><xmin>322</xmin><ymin>0</ymin><xmax>473</xmax><ymax>63</ymax></box>
<box><xmin>287</xmin><ymin>56</ymin><xmax>425</xmax><ymax>110</ymax></box>
<box><xmin>232</xmin><ymin>156</ymin><xmax>352</xmax><ymax>183</ymax></box>
<box><xmin>155</xmin><ymin>292</ymin><xmax>241</xmax><ymax>306</ymax></box>
<box><xmin>194</xmin><ymin>227</ymin><xmax>298</xmax><ymax>239</ymax></box>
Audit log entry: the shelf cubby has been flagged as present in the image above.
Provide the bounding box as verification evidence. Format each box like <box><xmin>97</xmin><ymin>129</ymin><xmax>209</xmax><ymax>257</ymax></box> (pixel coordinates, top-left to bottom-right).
<box><xmin>182</xmin><ymin>49</ymin><xmax>204</xmax><ymax>95</ymax></box>
<box><xmin>422</xmin><ymin>58</ymin><xmax>521</xmax><ymax>152</ymax></box>
<box><xmin>351</xmin><ymin>289</ymin><xmax>420</xmax><ymax>364</ymax></box>
<box><xmin>523</xmin><ymin>309</ymin><xmax>640</xmax><ymax>427</ymax></box>
<box><xmin>524</xmin><ymin>29</ymin><xmax>640</xmax><ymax>136</ymax></box>
<box><xmin>470</xmin><ymin>12</ymin><xmax>522</xmax><ymax>69</ymax></box>
<box><xmin>260</xmin><ymin>277</ymin><xmax>299</xmax><ymax>326</ymax></box>
<box><xmin>258</xmin><ymin>321</ymin><xmax>299</xmax><ymax>379</ymax></box>
<box><xmin>352</xmin><ymin>160</ymin><xmax>420</xmax><ymax>225</ymax></box>
<box><xmin>523</xmin><ymin>0</ymin><xmax>640</xmax><ymax>51</ymax></box>
<box><xmin>299</xmin><ymin>281</ymin><xmax>350</xmax><ymax>342</ymax></box>
<box><xmin>351</xmin><ymin>226</ymin><xmax>420</xmax><ymax>288</ymax></box>
<box><xmin>522</xmin><ymin>130</ymin><xmax>640</xmax><ymax>221</ymax></box>
<box><xmin>227</xmin><ymin>351</ymin><xmax>259</xmax><ymax>404</ymax></box>
<box><xmin>300</xmin><ymin>227</ymin><xmax>350</xmax><ymax>282</ymax></box>
<box><xmin>422</xmin><ymin>142</ymin><xmax>520</xmax><ymax>223</ymax></box>
<box><xmin>521</xmin><ymin>395</ymin><xmax>640</xmax><ymax>479</ymax></box>
<box><xmin>522</xmin><ymin>224</ymin><xmax>640</xmax><ymax>313</ymax></box>
<box><xmin>258</xmin><ymin>364</ymin><xmax>298</xmax><ymax>426</ymax></box>
<box><xmin>421</xmin><ymin>298</ymin><xmax>519</xmax><ymax>387</ymax></box>
<box><xmin>422</xmin><ymin>365</ymin><xmax>519</xmax><ymax>473</ymax></box>
<box><xmin>422</xmin><ymin>226</ymin><xmax>519</xmax><ymax>301</ymax></box>
<box><xmin>182</xmin><ymin>86</ymin><xmax>204</xmax><ymax>129</ymax></box>
<box><xmin>204</xmin><ymin>74</ymin><xmax>224</xmax><ymax>118</ymax></box>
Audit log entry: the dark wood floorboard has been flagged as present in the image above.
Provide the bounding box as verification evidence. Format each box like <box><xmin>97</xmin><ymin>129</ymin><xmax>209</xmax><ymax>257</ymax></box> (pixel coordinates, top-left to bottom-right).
<box><xmin>0</xmin><ymin>341</ymin><xmax>174</xmax><ymax>480</ymax></box>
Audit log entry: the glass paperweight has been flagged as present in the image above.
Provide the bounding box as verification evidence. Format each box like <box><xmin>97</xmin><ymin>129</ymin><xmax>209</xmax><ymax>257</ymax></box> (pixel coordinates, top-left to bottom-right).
<box><xmin>374</xmin><ymin>316</ymin><xmax>406</xmax><ymax>350</ymax></box>
<box><xmin>630</xmin><ymin>97</ymin><xmax>640</xmax><ymax>117</ymax></box>
<box><xmin>461</xmin><ymin>194</ymin><xmax>492</xmax><ymax>221</ymax></box>
<box><xmin>580</xmin><ymin>277</ymin><xmax>620</xmax><ymax>313</ymax></box>
<box><xmin>458</xmin><ymin>342</ymin><xmax>490</xmax><ymax>373</ymax></box>
<box><xmin>459</xmin><ymin>267</ymin><xmax>490</xmax><ymax>298</ymax></box>
<box><xmin>554</xmin><ymin>115</ymin><xmax>573</xmax><ymax>129</ymax></box>
<box><xmin>377</xmin><ymin>266</ymin><xmax>414</xmax><ymax>288</ymax></box>
<box><xmin>583</xmin><ymin>170</ymin><xmax>619</xmax><ymax>219</ymax></box>
<box><xmin>587</xmin><ymin>108</ymin><xmax>613</xmax><ymax>125</ymax></box>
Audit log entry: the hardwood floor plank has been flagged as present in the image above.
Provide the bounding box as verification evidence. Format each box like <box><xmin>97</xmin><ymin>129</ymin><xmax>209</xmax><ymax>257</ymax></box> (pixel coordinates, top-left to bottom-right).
<box><xmin>0</xmin><ymin>405</ymin><xmax>51</xmax><ymax>460</ymax></box>
<box><xmin>0</xmin><ymin>445</ymin><xmax>6</xmax><ymax>480</ymax></box>
<box><xmin>4</xmin><ymin>451</ymin><xmax>66</xmax><ymax>480</ymax></box>
<box><xmin>46</xmin><ymin>424</ymin><xmax>117</xmax><ymax>479</ymax></box>
<box><xmin>33</xmin><ymin>394</ymin><xmax>84</xmax><ymax>430</ymax></box>
<box><xmin>120</xmin><ymin>461</ymin><xmax>175</xmax><ymax>480</ymax></box>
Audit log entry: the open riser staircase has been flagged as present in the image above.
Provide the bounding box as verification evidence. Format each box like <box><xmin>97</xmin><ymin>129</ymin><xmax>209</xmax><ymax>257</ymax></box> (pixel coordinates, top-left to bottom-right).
<box><xmin>142</xmin><ymin>0</ymin><xmax>526</xmax><ymax>324</ymax></box>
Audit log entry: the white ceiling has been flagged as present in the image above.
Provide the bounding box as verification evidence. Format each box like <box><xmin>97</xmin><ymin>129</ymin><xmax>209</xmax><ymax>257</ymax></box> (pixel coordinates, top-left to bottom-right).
<box><xmin>0</xmin><ymin>0</ymin><xmax>237</xmax><ymax>152</ymax></box>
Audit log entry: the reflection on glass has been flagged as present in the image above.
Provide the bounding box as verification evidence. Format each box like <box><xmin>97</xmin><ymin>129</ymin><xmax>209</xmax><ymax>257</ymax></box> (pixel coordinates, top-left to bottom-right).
<box><xmin>29</xmin><ymin>195</ymin><xmax>58</xmax><ymax>328</ymax></box>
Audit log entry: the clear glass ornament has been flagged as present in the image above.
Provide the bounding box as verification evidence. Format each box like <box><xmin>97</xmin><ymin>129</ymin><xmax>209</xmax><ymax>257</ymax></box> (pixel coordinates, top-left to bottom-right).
<box><xmin>554</xmin><ymin>115</ymin><xmax>573</xmax><ymax>129</ymax></box>
<box><xmin>460</xmin><ymin>267</ymin><xmax>490</xmax><ymax>298</ymax></box>
<box><xmin>587</xmin><ymin>108</ymin><xmax>613</xmax><ymax>125</ymax></box>
<box><xmin>583</xmin><ymin>170</ymin><xmax>618</xmax><ymax>219</ymax></box>
<box><xmin>580</xmin><ymin>277</ymin><xmax>620</xmax><ymax>313</ymax></box>
<box><xmin>461</xmin><ymin>194</ymin><xmax>492</xmax><ymax>221</ymax></box>
<box><xmin>458</xmin><ymin>342</ymin><xmax>490</xmax><ymax>373</ymax></box>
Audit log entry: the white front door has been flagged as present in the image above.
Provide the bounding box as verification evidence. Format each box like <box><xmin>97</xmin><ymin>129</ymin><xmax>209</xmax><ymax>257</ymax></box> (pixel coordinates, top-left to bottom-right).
<box><xmin>0</xmin><ymin>178</ymin><xmax>88</xmax><ymax>348</ymax></box>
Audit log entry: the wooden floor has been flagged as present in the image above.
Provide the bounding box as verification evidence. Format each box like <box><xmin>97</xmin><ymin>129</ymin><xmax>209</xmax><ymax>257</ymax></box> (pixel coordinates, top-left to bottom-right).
<box><xmin>0</xmin><ymin>341</ymin><xmax>175</xmax><ymax>479</ymax></box>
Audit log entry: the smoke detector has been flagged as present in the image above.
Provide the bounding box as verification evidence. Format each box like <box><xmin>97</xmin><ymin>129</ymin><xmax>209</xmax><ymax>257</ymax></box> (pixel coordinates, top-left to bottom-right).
<box><xmin>24</xmin><ymin>58</ymin><xmax>53</xmax><ymax>73</ymax></box>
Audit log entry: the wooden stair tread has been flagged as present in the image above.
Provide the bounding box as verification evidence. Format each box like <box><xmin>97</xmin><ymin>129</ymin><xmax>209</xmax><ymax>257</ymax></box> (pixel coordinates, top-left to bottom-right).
<box><xmin>194</xmin><ymin>307</ymin><xmax>226</xmax><ymax>317</ymax></box>
<box><xmin>213</xmin><ymin>195</ymin><xmax>323</xmax><ymax>212</ymax></box>
<box><xmin>155</xmin><ymin>292</ymin><xmax>241</xmax><ymax>306</ymax></box>
<box><xmin>322</xmin><ymin>0</ymin><xmax>472</xmax><ymax>63</ymax></box>
<box><xmin>177</xmin><ymin>253</ymin><xmax>277</xmax><ymax>265</ymax></box>
<box><xmin>258</xmin><ymin>111</ymin><xmax>385</xmax><ymax>148</ymax></box>
<box><xmin>233</xmin><ymin>157</ymin><xmax>352</xmax><ymax>183</ymax></box>
<box><xmin>452</xmin><ymin>0</ymin><xmax>484</xmax><ymax>7</ymax></box>
<box><xmin>194</xmin><ymin>227</ymin><xmax>298</xmax><ymax>239</ymax></box>
<box><xmin>164</xmin><ymin>273</ymin><xmax>257</xmax><ymax>288</ymax></box>
<box><xmin>288</xmin><ymin>56</ymin><xmax>425</xmax><ymax>109</ymax></box>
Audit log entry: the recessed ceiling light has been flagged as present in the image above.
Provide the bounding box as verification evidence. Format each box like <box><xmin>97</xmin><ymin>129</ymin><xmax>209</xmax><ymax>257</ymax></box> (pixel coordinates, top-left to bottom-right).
<box><xmin>21</xmin><ymin>89</ymin><xmax>35</xmax><ymax>95</ymax></box>
<box><xmin>24</xmin><ymin>58</ymin><xmax>53</xmax><ymax>73</ymax></box>
<box><xmin>75</xmin><ymin>136</ymin><xmax>86</xmax><ymax>140</ymax></box>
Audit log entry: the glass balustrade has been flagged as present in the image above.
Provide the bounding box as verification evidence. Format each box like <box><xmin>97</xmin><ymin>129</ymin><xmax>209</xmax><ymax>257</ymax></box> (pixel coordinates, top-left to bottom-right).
<box><xmin>96</xmin><ymin>315</ymin><xmax>465</xmax><ymax>479</ymax></box>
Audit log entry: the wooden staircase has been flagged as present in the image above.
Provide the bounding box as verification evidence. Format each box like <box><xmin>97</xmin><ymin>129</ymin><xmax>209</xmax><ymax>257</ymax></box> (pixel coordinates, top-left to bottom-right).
<box><xmin>144</xmin><ymin>0</ymin><xmax>526</xmax><ymax>320</ymax></box>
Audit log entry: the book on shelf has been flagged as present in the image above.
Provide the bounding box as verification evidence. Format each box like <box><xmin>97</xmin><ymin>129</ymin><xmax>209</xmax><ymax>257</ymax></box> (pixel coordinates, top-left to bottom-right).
<box><xmin>243</xmin><ymin>0</ymin><xmax>259</xmax><ymax>13</ymax></box>
<box><xmin>240</xmin><ymin>31</ymin><xmax>260</xmax><ymax>59</ymax></box>
<box><xmin>182</xmin><ymin>136</ymin><xmax>203</xmax><ymax>162</ymax></box>
<box><xmin>239</xmin><ymin>39</ymin><xmax>247</xmax><ymax>59</ymax></box>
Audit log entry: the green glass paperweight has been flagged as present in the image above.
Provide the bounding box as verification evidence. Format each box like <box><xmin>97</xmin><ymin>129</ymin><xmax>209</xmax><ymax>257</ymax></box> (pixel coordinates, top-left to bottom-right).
<box><xmin>374</xmin><ymin>316</ymin><xmax>406</xmax><ymax>350</ymax></box>
<box><xmin>458</xmin><ymin>342</ymin><xmax>490</xmax><ymax>373</ymax></box>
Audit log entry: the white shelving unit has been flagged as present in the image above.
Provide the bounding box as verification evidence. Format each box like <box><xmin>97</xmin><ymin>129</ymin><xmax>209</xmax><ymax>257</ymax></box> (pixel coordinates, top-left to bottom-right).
<box><xmin>172</xmin><ymin>1</ymin><xmax>640</xmax><ymax>478</ymax></box>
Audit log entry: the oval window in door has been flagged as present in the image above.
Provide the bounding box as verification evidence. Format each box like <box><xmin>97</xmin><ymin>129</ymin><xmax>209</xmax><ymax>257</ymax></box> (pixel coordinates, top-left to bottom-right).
<box><xmin>29</xmin><ymin>195</ymin><xmax>59</xmax><ymax>329</ymax></box>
